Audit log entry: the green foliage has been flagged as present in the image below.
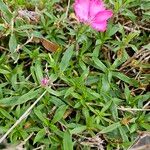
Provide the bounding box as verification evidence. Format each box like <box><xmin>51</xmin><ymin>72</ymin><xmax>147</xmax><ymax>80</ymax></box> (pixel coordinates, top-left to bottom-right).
<box><xmin>0</xmin><ymin>0</ymin><xmax>150</xmax><ymax>149</ymax></box>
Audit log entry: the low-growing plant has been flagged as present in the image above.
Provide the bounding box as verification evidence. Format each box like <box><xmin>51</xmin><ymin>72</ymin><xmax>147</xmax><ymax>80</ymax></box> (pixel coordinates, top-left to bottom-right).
<box><xmin>0</xmin><ymin>0</ymin><xmax>149</xmax><ymax>149</ymax></box>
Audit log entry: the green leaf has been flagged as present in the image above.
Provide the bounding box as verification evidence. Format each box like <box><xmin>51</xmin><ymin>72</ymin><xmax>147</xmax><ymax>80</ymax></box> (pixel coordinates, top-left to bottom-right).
<box><xmin>50</xmin><ymin>96</ymin><xmax>66</xmax><ymax>106</ymax></box>
<box><xmin>46</xmin><ymin>87</ymin><xmax>64</xmax><ymax>97</ymax></box>
<box><xmin>70</xmin><ymin>126</ymin><xmax>87</xmax><ymax>134</ymax></box>
<box><xmin>112</xmin><ymin>72</ymin><xmax>139</xmax><ymax>87</ymax></box>
<box><xmin>51</xmin><ymin>105</ymin><xmax>68</xmax><ymax>123</ymax></box>
<box><xmin>101</xmin><ymin>75</ymin><xmax>110</xmax><ymax>92</ymax></box>
<box><xmin>0</xmin><ymin>89</ymin><xmax>40</xmax><ymax>106</ymax></box>
<box><xmin>0</xmin><ymin>108</ymin><xmax>14</xmax><ymax>120</ymax></box>
<box><xmin>9</xmin><ymin>33</ymin><xmax>19</xmax><ymax>61</ymax></box>
<box><xmin>14</xmin><ymin>89</ymin><xmax>40</xmax><ymax>105</ymax></box>
<box><xmin>124</xmin><ymin>84</ymin><xmax>131</xmax><ymax>101</ymax></box>
<box><xmin>64</xmin><ymin>87</ymin><xmax>75</xmax><ymax>98</ymax></box>
<box><xmin>34</xmin><ymin>129</ymin><xmax>46</xmax><ymax>144</ymax></box>
<box><xmin>20</xmin><ymin>129</ymin><xmax>29</xmax><ymax>140</ymax></box>
<box><xmin>9</xmin><ymin>33</ymin><xmax>17</xmax><ymax>53</ymax></box>
<box><xmin>63</xmin><ymin>130</ymin><xmax>73</xmax><ymax>150</ymax></box>
<box><xmin>92</xmin><ymin>57</ymin><xmax>107</xmax><ymax>72</ymax></box>
<box><xmin>49</xmin><ymin>124</ymin><xmax>63</xmax><ymax>138</ymax></box>
<box><xmin>92</xmin><ymin>44</ymin><xmax>101</xmax><ymax>57</ymax></box>
<box><xmin>111</xmin><ymin>102</ymin><xmax>118</xmax><ymax>121</ymax></box>
<box><xmin>0</xmin><ymin>0</ymin><xmax>12</xmax><ymax>22</ymax></box>
<box><xmin>0</xmin><ymin>67</ymin><xmax>10</xmax><ymax>74</ymax></box>
<box><xmin>123</xmin><ymin>9</ymin><xmax>137</xmax><ymax>21</ymax></box>
<box><xmin>130</xmin><ymin>124</ymin><xmax>137</xmax><ymax>133</ymax></box>
<box><xmin>106</xmin><ymin>24</ymin><xmax>119</xmax><ymax>37</ymax></box>
<box><xmin>34</xmin><ymin>60</ymin><xmax>43</xmax><ymax>83</ymax></box>
<box><xmin>100</xmin><ymin>122</ymin><xmax>121</xmax><ymax>133</ymax></box>
<box><xmin>101</xmin><ymin>100</ymin><xmax>112</xmax><ymax>113</ymax></box>
<box><xmin>34</xmin><ymin>108</ymin><xmax>49</xmax><ymax>126</ymax></box>
<box><xmin>119</xmin><ymin>126</ymin><xmax>129</xmax><ymax>142</ymax></box>
<box><xmin>0</xmin><ymin>96</ymin><xmax>18</xmax><ymax>106</ymax></box>
<box><xmin>60</xmin><ymin>45</ymin><xmax>74</xmax><ymax>72</ymax></box>
<box><xmin>141</xmin><ymin>123</ymin><xmax>150</xmax><ymax>130</ymax></box>
<box><xmin>0</xmin><ymin>24</ymin><xmax>5</xmax><ymax>31</ymax></box>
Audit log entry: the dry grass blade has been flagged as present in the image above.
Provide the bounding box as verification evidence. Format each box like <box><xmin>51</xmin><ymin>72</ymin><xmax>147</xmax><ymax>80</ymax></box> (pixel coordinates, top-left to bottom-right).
<box><xmin>80</xmin><ymin>134</ymin><xmax>104</xmax><ymax>150</ymax></box>
<box><xmin>119</xmin><ymin>49</ymin><xmax>150</xmax><ymax>71</ymax></box>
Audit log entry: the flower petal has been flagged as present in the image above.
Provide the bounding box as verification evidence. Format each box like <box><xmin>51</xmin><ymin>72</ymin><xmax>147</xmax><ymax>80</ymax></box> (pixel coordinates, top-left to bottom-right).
<box><xmin>89</xmin><ymin>0</ymin><xmax>105</xmax><ymax>18</ymax></box>
<box><xmin>93</xmin><ymin>10</ymin><xmax>113</xmax><ymax>22</ymax></box>
<box><xmin>90</xmin><ymin>10</ymin><xmax>113</xmax><ymax>31</ymax></box>
<box><xmin>90</xmin><ymin>20</ymin><xmax>107</xmax><ymax>32</ymax></box>
<box><xmin>74</xmin><ymin>0</ymin><xmax>90</xmax><ymax>22</ymax></box>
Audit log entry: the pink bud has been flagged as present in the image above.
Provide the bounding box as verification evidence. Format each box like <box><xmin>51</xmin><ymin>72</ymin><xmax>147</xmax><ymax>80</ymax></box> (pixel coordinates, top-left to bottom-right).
<box><xmin>41</xmin><ymin>78</ymin><xmax>49</xmax><ymax>86</ymax></box>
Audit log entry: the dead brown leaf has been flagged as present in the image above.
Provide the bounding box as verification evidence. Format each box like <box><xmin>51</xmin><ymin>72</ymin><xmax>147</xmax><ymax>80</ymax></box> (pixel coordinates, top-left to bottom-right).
<box><xmin>121</xmin><ymin>117</ymin><xmax>131</xmax><ymax>125</ymax></box>
<box><xmin>63</xmin><ymin>108</ymin><xmax>73</xmax><ymax>119</ymax></box>
<box><xmin>41</xmin><ymin>38</ymin><xmax>59</xmax><ymax>52</ymax></box>
<box><xmin>31</xmin><ymin>37</ymin><xmax>59</xmax><ymax>52</ymax></box>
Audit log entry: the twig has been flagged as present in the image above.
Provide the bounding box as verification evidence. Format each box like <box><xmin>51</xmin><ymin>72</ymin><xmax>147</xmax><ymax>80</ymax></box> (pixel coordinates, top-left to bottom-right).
<box><xmin>123</xmin><ymin>26</ymin><xmax>139</xmax><ymax>32</ymax></box>
<box><xmin>118</xmin><ymin>106</ymin><xmax>150</xmax><ymax>112</ymax></box>
<box><xmin>139</xmin><ymin>26</ymin><xmax>150</xmax><ymax>31</ymax></box>
<box><xmin>33</xmin><ymin>145</ymin><xmax>45</xmax><ymax>150</ymax></box>
<box><xmin>64</xmin><ymin>0</ymin><xmax>71</xmax><ymax>20</ymax></box>
<box><xmin>143</xmin><ymin>101</ymin><xmax>150</xmax><ymax>109</ymax></box>
<box><xmin>53</xmin><ymin>83</ymin><xmax>68</xmax><ymax>87</ymax></box>
<box><xmin>119</xmin><ymin>49</ymin><xmax>149</xmax><ymax>71</ymax></box>
<box><xmin>16</xmin><ymin>36</ymin><xmax>33</xmax><ymax>52</ymax></box>
<box><xmin>0</xmin><ymin>90</ymin><xmax>47</xmax><ymax>144</ymax></box>
<box><xmin>0</xmin><ymin>46</ymin><xmax>8</xmax><ymax>51</ymax></box>
<box><xmin>17</xmin><ymin>132</ymin><xmax>34</xmax><ymax>148</ymax></box>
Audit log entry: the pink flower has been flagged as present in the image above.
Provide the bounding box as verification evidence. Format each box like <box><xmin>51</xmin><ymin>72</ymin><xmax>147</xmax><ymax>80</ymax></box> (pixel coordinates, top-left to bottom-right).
<box><xmin>41</xmin><ymin>78</ymin><xmax>49</xmax><ymax>86</ymax></box>
<box><xmin>74</xmin><ymin>0</ymin><xmax>113</xmax><ymax>32</ymax></box>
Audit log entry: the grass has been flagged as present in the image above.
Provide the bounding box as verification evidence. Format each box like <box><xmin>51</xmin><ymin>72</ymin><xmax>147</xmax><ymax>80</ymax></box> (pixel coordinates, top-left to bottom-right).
<box><xmin>0</xmin><ymin>0</ymin><xmax>150</xmax><ymax>149</ymax></box>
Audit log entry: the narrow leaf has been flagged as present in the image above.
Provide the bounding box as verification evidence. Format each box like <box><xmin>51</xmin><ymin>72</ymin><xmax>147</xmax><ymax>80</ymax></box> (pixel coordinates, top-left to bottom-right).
<box><xmin>52</xmin><ymin>105</ymin><xmax>68</xmax><ymax>123</ymax></box>
<box><xmin>70</xmin><ymin>126</ymin><xmax>87</xmax><ymax>134</ymax></box>
<box><xmin>0</xmin><ymin>0</ymin><xmax>12</xmax><ymax>22</ymax></box>
<box><xmin>93</xmin><ymin>57</ymin><xmax>107</xmax><ymax>72</ymax></box>
<box><xmin>63</xmin><ymin>130</ymin><xmax>73</xmax><ymax>150</ymax></box>
<box><xmin>112</xmin><ymin>72</ymin><xmax>139</xmax><ymax>87</ymax></box>
<box><xmin>60</xmin><ymin>45</ymin><xmax>74</xmax><ymax>72</ymax></box>
<box><xmin>34</xmin><ymin>129</ymin><xmax>46</xmax><ymax>144</ymax></box>
<box><xmin>9</xmin><ymin>33</ymin><xmax>17</xmax><ymax>53</ymax></box>
<box><xmin>100</xmin><ymin>122</ymin><xmax>121</xmax><ymax>133</ymax></box>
